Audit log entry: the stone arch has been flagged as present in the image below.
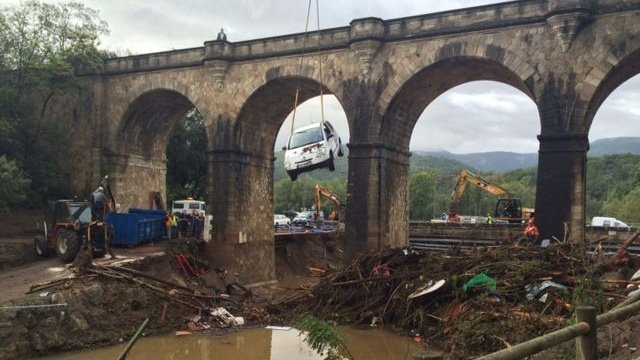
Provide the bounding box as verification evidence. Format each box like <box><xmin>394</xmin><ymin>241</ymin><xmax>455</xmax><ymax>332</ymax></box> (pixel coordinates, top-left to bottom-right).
<box><xmin>379</xmin><ymin>44</ymin><xmax>539</xmax><ymax>150</ymax></box>
<box><xmin>584</xmin><ymin>41</ymin><xmax>640</xmax><ymax>132</ymax></box>
<box><xmin>117</xmin><ymin>88</ymin><xmax>198</xmax><ymax>158</ymax></box>
<box><xmin>233</xmin><ymin>65</ymin><xmax>347</xmax><ymax>155</ymax></box>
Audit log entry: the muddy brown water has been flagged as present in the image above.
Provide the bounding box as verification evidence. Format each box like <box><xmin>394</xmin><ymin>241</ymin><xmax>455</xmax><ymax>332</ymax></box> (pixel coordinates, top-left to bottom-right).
<box><xmin>37</xmin><ymin>327</ymin><xmax>421</xmax><ymax>360</ymax></box>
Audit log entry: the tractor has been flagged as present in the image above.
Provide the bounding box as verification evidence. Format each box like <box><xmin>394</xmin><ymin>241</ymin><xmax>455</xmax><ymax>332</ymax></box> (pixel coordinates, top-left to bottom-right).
<box><xmin>34</xmin><ymin>176</ymin><xmax>116</xmax><ymax>262</ymax></box>
<box><xmin>34</xmin><ymin>199</ymin><xmax>113</xmax><ymax>262</ymax></box>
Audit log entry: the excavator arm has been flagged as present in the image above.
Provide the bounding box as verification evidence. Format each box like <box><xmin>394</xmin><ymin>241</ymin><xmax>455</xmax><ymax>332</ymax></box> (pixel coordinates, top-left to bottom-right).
<box><xmin>315</xmin><ymin>184</ymin><xmax>342</xmax><ymax>221</ymax></box>
<box><xmin>449</xmin><ymin>170</ymin><xmax>510</xmax><ymax>217</ymax></box>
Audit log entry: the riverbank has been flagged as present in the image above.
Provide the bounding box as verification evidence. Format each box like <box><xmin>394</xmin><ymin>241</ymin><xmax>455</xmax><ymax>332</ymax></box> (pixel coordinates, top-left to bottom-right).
<box><xmin>3</xmin><ymin>234</ymin><xmax>640</xmax><ymax>359</ymax></box>
<box><xmin>0</xmin><ymin>234</ymin><xmax>340</xmax><ymax>360</ymax></box>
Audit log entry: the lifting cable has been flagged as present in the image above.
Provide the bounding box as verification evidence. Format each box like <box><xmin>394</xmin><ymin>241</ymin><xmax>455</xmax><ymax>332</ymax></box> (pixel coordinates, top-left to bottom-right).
<box><xmin>291</xmin><ymin>0</ymin><xmax>325</xmax><ymax>134</ymax></box>
<box><xmin>315</xmin><ymin>0</ymin><xmax>325</xmax><ymax>127</ymax></box>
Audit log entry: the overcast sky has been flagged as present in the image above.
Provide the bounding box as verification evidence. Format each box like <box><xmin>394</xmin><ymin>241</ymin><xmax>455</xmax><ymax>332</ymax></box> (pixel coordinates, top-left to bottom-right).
<box><xmin>2</xmin><ymin>0</ymin><xmax>638</xmax><ymax>154</ymax></box>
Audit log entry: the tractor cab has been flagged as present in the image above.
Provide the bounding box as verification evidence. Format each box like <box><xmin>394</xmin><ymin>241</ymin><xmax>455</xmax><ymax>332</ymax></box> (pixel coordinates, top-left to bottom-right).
<box><xmin>48</xmin><ymin>200</ymin><xmax>92</xmax><ymax>227</ymax></box>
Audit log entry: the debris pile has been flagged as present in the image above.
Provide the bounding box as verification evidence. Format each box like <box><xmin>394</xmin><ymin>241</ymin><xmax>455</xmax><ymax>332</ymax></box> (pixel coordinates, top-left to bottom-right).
<box><xmin>272</xmin><ymin>237</ymin><xmax>640</xmax><ymax>359</ymax></box>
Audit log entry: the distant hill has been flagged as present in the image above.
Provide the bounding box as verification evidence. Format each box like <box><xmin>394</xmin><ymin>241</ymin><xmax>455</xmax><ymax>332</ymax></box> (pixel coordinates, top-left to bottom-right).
<box><xmin>413</xmin><ymin>151</ymin><xmax>537</xmax><ymax>173</ymax></box>
<box><xmin>415</xmin><ymin>137</ymin><xmax>640</xmax><ymax>173</ymax></box>
<box><xmin>588</xmin><ymin>137</ymin><xmax>640</xmax><ymax>157</ymax></box>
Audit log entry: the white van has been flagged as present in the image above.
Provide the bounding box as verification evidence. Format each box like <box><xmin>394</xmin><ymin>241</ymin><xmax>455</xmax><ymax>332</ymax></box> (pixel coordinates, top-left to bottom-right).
<box><xmin>172</xmin><ymin>199</ymin><xmax>206</xmax><ymax>216</ymax></box>
<box><xmin>591</xmin><ymin>216</ymin><xmax>630</xmax><ymax>229</ymax></box>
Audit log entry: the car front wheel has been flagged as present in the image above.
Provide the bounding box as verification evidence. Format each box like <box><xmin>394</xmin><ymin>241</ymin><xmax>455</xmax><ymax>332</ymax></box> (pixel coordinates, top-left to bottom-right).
<box><xmin>328</xmin><ymin>152</ymin><xmax>335</xmax><ymax>171</ymax></box>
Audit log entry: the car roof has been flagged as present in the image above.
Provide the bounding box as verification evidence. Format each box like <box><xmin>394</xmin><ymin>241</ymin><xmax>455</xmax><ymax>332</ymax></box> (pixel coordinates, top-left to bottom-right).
<box><xmin>292</xmin><ymin>121</ymin><xmax>332</xmax><ymax>133</ymax></box>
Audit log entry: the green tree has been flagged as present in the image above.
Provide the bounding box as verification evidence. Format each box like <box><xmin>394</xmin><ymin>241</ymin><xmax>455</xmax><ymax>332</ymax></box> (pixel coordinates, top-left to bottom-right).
<box><xmin>602</xmin><ymin>187</ymin><xmax>640</xmax><ymax>224</ymax></box>
<box><xmin>0</xmin><ymin>1</ymin><xmax>108</xmax><ymax>205</ymax></box>
<box><xmin>410</xmin><ymin>170</ymin><xmax>436</xmax><ymax>220</ymax></box>
<box><xmin>0</xmin><ymin>156</ymin><xmax>31</xmax><ymax>214</ymax></box>
<box><xmin>274</xmin><ymin>177</ymin><xmax>347</xmax><ymax>218</ymax></box>
<box><xmin>166</xmin><ymin>108</ymin><xmax>208</xmax><ymax>203</ymax></box>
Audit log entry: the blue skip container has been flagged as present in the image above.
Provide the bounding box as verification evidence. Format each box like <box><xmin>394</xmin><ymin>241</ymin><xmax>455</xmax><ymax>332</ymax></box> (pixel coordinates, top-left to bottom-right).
<box><xmin>108</xmin><ymin>209</ymin><xmax>167</xmax><ymax>247</ymax></box>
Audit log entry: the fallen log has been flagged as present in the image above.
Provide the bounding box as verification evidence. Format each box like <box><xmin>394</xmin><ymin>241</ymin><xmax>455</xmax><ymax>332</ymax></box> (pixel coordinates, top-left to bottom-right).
<box><xmin>27</xmin><ymin>277</ymin><xmax>76</xmax><ymax>294</ymax></box>
<box><xmin>610</xmin><ymin>230</ymin><xmax>640</xmax><ymax>264</ymax></box>
<box><xmin>99</xmin><ymin>264</ymin><xmax>196</xmax><ymax>293</ymax></box>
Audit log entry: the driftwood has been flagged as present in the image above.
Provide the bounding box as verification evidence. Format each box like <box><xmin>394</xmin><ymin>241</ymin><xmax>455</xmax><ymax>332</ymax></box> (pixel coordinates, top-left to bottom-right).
<box><xmin>27</xmin><ymin>277</ymin><xmax>76</xmax><ymax>294</ymax></box>
<box><xmin>611</xmin><ymin>230</ymin><xmax>640</xmax><ymax>262</ymax></box>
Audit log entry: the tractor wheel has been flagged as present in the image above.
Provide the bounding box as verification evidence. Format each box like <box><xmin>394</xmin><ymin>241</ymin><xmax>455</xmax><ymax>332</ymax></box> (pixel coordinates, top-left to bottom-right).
<box><xmin>56</xmin><ymin>229</ymin><xmax>80</xmax><ymax>263</ymax></box>
<box><xmin>34</xmin><ymin>235</ymin><xmax>49</xmax><ymax>258</ymax></box>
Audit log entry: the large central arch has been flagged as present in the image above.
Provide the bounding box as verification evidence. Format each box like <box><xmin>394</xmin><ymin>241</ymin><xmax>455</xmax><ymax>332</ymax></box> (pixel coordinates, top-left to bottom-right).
<box><xmin>344</xmin><ymin>51</ymin><xmax>540</xmax><ymax>256</ymax></box>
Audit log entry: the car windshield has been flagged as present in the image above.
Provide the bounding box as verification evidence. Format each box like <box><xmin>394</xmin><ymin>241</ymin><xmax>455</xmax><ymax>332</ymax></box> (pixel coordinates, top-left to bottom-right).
<box><xmin>288</xmin><ymin>126</ymin><xmax>324</xmax><ymax>149</ymax></box>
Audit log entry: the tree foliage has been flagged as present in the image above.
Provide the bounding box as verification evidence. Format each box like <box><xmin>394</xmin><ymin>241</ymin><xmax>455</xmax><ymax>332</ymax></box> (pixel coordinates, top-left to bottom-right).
<box><xmin>166</xmin><ymin>108</ymin><xmax>208</xmax><ymax>204</ymax></box>
<box><xmin>0</xmin><ymin>156</ymin><xmax>31</xmax><ymax>214</ymax></box>
<box><xmin>0</xmin><ymin>1</ymin><xmax>108</xmax><ymax>206</ymax></box>
<box><xmin>274</xmin><ymin>177</ymin><xmax>347</xmax><ymax>218</ymax></box>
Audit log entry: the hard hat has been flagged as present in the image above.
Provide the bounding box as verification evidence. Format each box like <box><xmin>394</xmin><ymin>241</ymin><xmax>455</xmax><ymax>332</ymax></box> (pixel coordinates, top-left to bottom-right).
<box><xmin>98</xmin><ymin>186</ymin><xmax>104</xmax><ymax>192</ymax></box>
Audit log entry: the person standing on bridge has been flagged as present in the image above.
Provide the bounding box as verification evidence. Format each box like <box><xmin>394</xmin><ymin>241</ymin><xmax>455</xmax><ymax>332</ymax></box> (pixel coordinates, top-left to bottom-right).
<box><xmin>216</xmin><ymin>28</ymin><xmax>227</xmax><ymax>41</ymax></box>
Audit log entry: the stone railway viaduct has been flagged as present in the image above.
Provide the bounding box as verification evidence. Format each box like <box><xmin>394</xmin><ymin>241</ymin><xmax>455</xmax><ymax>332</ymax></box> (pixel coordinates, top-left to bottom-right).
<box><xmin>56</xmin><ymin>0</ymin><xmax>640</xmax><ymax>284</ymax></box>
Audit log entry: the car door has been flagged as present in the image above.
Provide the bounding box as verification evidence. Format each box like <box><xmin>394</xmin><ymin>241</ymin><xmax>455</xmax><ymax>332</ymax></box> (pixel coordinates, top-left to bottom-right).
<box><xmin>323</xmin><ymin>123</ymin><xmax>338</xmax><ymax>152</ymax></box>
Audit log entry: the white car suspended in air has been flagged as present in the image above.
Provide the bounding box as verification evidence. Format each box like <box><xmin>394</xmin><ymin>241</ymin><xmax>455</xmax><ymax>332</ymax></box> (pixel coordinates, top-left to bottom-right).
<box><xmin>283</xmin><ymin>121</ymin><xmax>344</xmax><ymax>181</ymax></box>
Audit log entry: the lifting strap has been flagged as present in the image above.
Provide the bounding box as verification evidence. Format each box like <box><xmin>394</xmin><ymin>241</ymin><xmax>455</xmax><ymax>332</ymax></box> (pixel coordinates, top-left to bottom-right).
<box><xmin>291</xmin><ymin>0</ymin><xmax>326</xmax><ymax>133</ymax></box>
<box><xmin>315</xmin><ymin>0</ymin><xmax>325</xmax><ymax>127</ymax></box>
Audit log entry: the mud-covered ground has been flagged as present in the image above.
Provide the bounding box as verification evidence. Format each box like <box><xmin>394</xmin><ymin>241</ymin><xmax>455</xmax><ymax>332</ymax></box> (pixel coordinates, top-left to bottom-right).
<box><xmin>0</xmin><ymin>234</ymin><xmax>338</xmax><ymax>360</ymax></box>
<box><xmin>3</xmin><ymin>232</ymin><xmax>640</xmax><ymax>360</ymax></box>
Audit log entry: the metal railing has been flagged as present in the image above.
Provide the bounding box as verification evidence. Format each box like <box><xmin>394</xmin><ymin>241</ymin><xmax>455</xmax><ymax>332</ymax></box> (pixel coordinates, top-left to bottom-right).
<box><xmin>475</xmin><ymin>299</ymin><xmax>640</xmax><ymax>360</ymax></box>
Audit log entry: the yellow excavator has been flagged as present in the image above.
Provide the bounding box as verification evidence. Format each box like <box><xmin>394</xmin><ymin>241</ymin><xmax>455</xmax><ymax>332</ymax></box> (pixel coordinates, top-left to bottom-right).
<box><xmin>448</xmin><ymin>169</ymin><xmax>533</xmax><ymax>223</ymax></box>
<box><xmin>315</xmin><ymin>184</ymin><xmax>342</xmax><ymax>221</ymax></box>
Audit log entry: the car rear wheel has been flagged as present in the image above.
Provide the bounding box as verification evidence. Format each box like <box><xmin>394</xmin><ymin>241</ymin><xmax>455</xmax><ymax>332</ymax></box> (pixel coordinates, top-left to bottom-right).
<box><xmin>338</xmin><ymin>141</ymin><xmax>344</xmax><ymax>157</ymax></box>
<box><xmin>288</xmin><ymin>170</ymin><xmax>298</xmax><ymax>181</ymax></box>
<box><xmin>34</xmin><ymin>235</ymin><xmax>49</xmax><ymax>258</ymax></box>
<box><xmin>56</xmin><ymin>228</ymin><xmax>80</xmax><ymax>263</ymax></box>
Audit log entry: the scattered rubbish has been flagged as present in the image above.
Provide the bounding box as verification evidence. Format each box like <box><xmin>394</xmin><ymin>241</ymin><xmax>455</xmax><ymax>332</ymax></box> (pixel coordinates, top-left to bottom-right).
<box><xmin>39</xmin><ymin>292</ymin><xmax>49</xmax><ymax>297</ymax></box>
<box><xmin>265</xmin><ymin>326</ymin><xmax>292</xmax><ymax>331</ymax></box>
<box><xmin>372</xmin><ymin>263</ymin><xmax>391</xmax><ymax>277</ymax></box>
<box><xmin>175</xmin><ymin>253</ymin><xmax>210</xmax><ymax>277</ymax></box>
<box><xmin>408</xmin><ymin>279</ymin><xmax>446</xmax><ymax>299</ymax></box>
<box><xmin>210</xmin><ymin>307</ymin><xmax>242</xmax><ymax>327</ymax></box>
<box><xmin>309</xmin><ymin>267</ymin><xmax>326</xmax><ymax>276</ymax></box>
<box><xmin>175</xmin><ymin>331</ymin><xmax>192</xmax><ymax>336</ymax></box>
<box><xmin>0</xmin><ymin>303</ymin><xmax>67</xmax><ymax>310</ymax></box>
<box><xmin>463</xmin><ymin>274</ymin><xmax>496</xmax><ymax>293</ymax></box>
<box><xmin>370</xmin><ymin>316</ymin><xmax>380</xmax><ymax>327</ymax></box>
<box><xmin>525</xmin><ymin>281</ymin><xmax>568</xmax><ymax>301</ymax></box>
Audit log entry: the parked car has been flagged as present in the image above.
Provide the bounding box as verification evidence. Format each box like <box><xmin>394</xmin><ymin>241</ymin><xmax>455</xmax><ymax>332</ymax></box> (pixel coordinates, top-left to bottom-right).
<box><xmin>283</xmin><ymin>121</ymin><xmax>344</xmax><ymax>181</ymax></box>
<box><xmin>292</xmin><ymin>210</ymin><xmax>324</xmax><ymax>226</ymax></box>
<box><xmin>591</xmin><ymin>216</ymin><xmax>630</xmax><ymax>229</ymax></box>
<box><xmin>281</xmin><ymin>210</ymin><xmax>299</xmax><ymax>221</ymax></box>
<box><xmin>274</xmin><ymin>214</ymin><xmax>291</xmax><ymax>226</ymax></box>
